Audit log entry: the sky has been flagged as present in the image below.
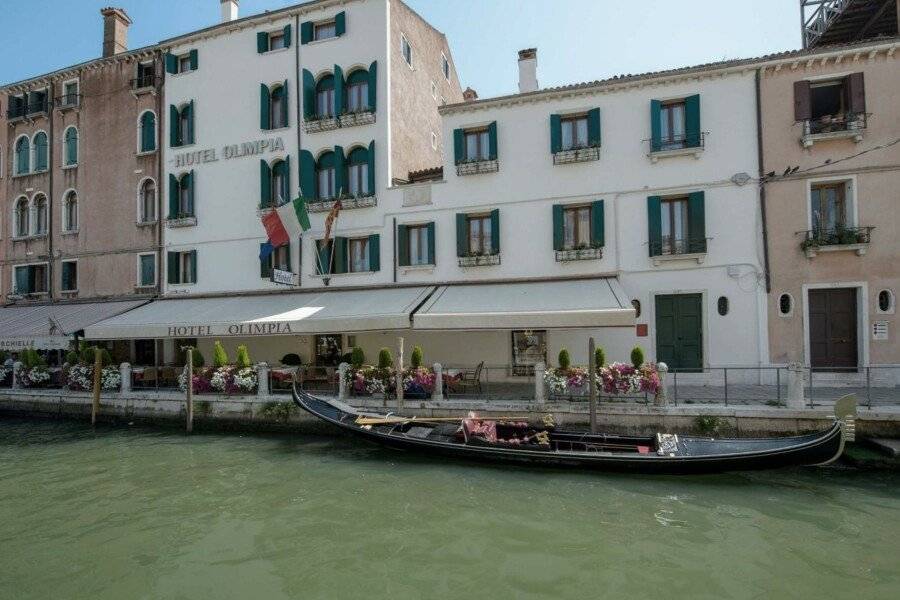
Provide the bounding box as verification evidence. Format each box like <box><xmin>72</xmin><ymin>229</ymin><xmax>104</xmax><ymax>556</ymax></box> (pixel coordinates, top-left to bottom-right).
<box><xmin>0</xmin><ymin>0</ymin><xmax>802</xmax><ymax>95</ymax></box>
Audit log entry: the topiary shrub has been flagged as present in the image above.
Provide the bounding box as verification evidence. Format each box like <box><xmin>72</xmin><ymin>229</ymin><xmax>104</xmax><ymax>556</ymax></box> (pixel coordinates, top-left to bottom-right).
<box><xmin>558</xmin><ymin>348</ymin><xmax>571</xmax><ymax>370</ymax></box>
<box><xmin>377</xmin><ymin>347</ymin><xmax>393</xmax><ymax>369</ymax></box>
<box><xmin>235</xmin><ymin>345</ymin><xmax>252</xmax><ymax>368</ymax></box>
<box><xmin>630</xmin><ymin>346</ymin><xmax>644</xmax><ymax>369</ymax></box>
<box><xmin>21</xmin><ymin>348</ymin><xmax>47</xmax><ymax>369</ymax></box>
<box><xmin>410</xmin><ymin>346</ymin><xmax>424</xmax><ymax>369</ymax></box>
<box><xmin>190</xmin><ymin>348</ymin><xmax>205</xmax><ymax>368</ymax></box>
<box><xmin>213</xmin><ymin>341</ymin><xmax>229</xmax><ymax>368</ymax></box>
<box><xmin>80</xmin><ymin>346</ymin><xmax>112</xmax><ymax>366</ymax></box>
<box><xmin>0</xmin><ymin>350</ymin><xmax>8</xmax><ymax>363</ymax></box>
<box><xmin>65</xmin><ymin>350</ymin><xmax>79</xmax><ymax>365</ymax></box>
<box><xmin>594</xmin><ymin>346</ymin><xmax>606</xmax><ymax>370</ymax></box>
<box><xmin>350</xmin><ymin>346</ymin><xmax>365</xmax><ymax>368</ymax></box>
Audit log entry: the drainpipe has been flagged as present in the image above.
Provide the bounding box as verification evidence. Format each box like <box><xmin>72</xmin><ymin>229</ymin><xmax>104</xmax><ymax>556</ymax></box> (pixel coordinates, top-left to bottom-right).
<box><xmin>755</xmin><ymin>67</ymin><xmax>771</xmax><ymax>294</ymax></box>
<box><xmin>156</xmin><ymin>50</ymin><xmax>164</xmax><ymax>298</ymax></box>
<box><xmin>48</xmin><ymin>80</ymin><xmax>56</xmax><ymax>300</ymax></box>
<box><xmin>392</xmin><ymin>217</ymin><xmax>397</xmax><ymax>283</ymax></box>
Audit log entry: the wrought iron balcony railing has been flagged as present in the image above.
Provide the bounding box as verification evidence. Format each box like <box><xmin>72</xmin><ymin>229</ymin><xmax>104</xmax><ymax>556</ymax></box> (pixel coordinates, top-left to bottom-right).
<box><xmin>553</xmin><ymin>145</ymin><xmax>601</xmax><ymax>165</ymax></box>
<box><xmin>456</xmin><ymin>158</ymin><xmax>499</xmax><ymax>176</ymax></box>
<box><xmin>649</xmin><ymin>132</ymin><xmax>706</xmax><ymax>153</ymax></box>
<box><xmin>55</xmin><ymin>94</ymin><xmax>81</xmax><ymax>108</ymax></box>
<box><xmin>802</xmin><ymin>112</ymin><xmax>866</xmax><ymax>136</ymax></box>
<box><xmin>131</xmin><ymin>74</ymin><xmax>156</xmax><ymax>91</ymax></box>
<box><xmin>6</xmin><ymin>104</ymin><xmax>26</xmax><ymax>120</ymax></box>
<box><xmin>26</xmin><ymin>99</ymin><xmax>49</xmax><ymax>115</ymax></box>
<box><xmin>799</xmin><ymin>226</ymin><xmax>873</xmax><ymax>251</ymax></box>
<box><xmin>650</xmin><ymin>236</ymin><xmax>708</xmax><ymax>257</ymax></box>
<box><xmin>458</xmin><ymin>253</ymin><xmax>501</xmax><ymax>267</ymax></box>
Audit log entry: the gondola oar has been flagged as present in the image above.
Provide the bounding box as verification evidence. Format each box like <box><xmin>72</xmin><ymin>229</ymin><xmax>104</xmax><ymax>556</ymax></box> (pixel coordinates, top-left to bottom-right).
<box><xmin>355</xmin><ymin>415</ymin><xmax>527</xmax><ymax>426</ymax></box>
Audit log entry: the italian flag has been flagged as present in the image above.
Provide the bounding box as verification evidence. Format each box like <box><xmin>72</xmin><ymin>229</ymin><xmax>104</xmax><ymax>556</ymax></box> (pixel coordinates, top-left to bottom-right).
<box><xmin>262</xmin><ymin>197</ymin><xmax>311</xmax><ymax>248</ymax></box>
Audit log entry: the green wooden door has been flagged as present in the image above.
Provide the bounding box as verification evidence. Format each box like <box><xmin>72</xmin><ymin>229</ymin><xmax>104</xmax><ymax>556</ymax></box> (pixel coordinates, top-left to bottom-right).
<box><xmin>655</xmin><ymin>294</ymin><xmax>702</xmax><ymax>370</ymax></box>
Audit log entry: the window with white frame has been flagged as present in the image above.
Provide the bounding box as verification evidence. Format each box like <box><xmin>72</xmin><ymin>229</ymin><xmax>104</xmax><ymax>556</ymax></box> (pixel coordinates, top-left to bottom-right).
<box><xmin>407</xmin><ymin>224</ymin><xmax>430</xmax><ymax>266</ymax></box>
<box><xmin>441</xmin><ymin>54</ymin><xmax>450</xmax><ymax>80</ymax></box>
<box><xmin>465</xmin><ymin>129</ymin><xmax>490</xmax><ymax>162</ymax></box>
<box><xmin>14</xmin><ymin>197</ymin><xmax>29</xmax><ymax>237</ymax></box>
<box><xmin>139</xmin><ymin>179</ymin><xmax>157</xmax><ymax>223</ymax></box>
<box><xmin>14</xmin><ymin>263</ymin><xmax>48</xmax><ymax>294</ymax></box>
<box><xmin>314</xmin><ymin>20</ymin><xmax>337</xmax><ymax>41</ymax></box>
<box><xmin>33</xmin><ymin>195</ymin><xmax>48</xmax><ymax>235</ymax></box>
<box><xmin>63</xmin><ymin>191</ymin><xmax>78</xmax><ymax>232</ymax></box>
<box><xmin>348</xmin><ymin>237</ymin><xmax>370</xmax><ymax>272</ymax></box>
<box><xmin>560</xmin><ymin>115</ymin><xmax>588</xmax><ymax>151</ymax></box>
<box><xmin>138</xmin><ymin>253</ymin><xmax>156</xmax><ymax>287</ymax></box>
<box><xmin>61</xmin><ymin>260</ymin><xmax>78</xmax><ymax>292</ymax></box>
<box><xmin>63</xmin><ymin>127</ymin><xmax>78</xmax><ymax>166</ymax></box>
<box><xmin>14</xmin><ymin>136</ymin><xmax>29</xmax><ymax>175</ymax></box>
<box><xmin>810</xmin><ymin>180</ymin><xmax>852</xmax><ymax>233</ymax></box>
<box><xmin>563</xmin><ymin>205</ymin><xmax>591</xmax><ymax>249</ymax></box>
<box><xmin>269</xmin><ymin>30</ymin><xmax>286</xmax><ymax>51</ymax></box>
<box><xmin>401</xmin><ymin>34</ymin><xmax>412</xmax><ymax>67</ymax></box>
<box><xmin>467</xmin><ymin>214</ymin><xmax>492</xmax><ymax>254</ymax></box>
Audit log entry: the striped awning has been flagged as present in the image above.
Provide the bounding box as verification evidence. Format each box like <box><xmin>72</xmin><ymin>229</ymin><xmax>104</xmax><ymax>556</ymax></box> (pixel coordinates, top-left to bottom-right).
<box><xmin>0</xmin><ymin>300</ymin><xmax>148</xmax><ymax>350</ymax></box>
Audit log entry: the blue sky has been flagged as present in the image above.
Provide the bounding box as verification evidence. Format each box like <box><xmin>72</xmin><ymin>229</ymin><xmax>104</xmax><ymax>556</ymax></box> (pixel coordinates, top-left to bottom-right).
<box><xmin>1</xmin><ymin>0</ymin><xmax>801</xmax><ymax>96</ymax></box>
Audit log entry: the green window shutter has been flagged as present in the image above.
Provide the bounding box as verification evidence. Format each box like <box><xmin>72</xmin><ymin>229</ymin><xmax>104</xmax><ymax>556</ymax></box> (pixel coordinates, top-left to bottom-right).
<box><xmin>397</xmin><ymin>225</ymin><xmax>410</xmax><ymax>266</ymax></box>
<box><xmin>588</xmin><ymin>108</ymin><xmax>601</xmax><ymax>147</ymax></box>
<box><xmin>333</xmin><ymin>65</ymin><xmax>344</xmax><ymax>116</ymax></box>
<box><xmin>141</xmin><ymin>112</ymin><xmax>155</xmax><ymax>152</ymax></box>
<box><xmin>488</xmin><ymin>121</ymin><xmax>498</xmax><ymax>160</ymax></box>
<box><xmin>334</xmin><ymin>237</ymin><xmax>348</xmax><ymax>274</ymax></box>
<box><xmin>426</xmin><ymin>222</ymin><xmax>436</xmax><ymax>264</ymax></box>
<box><xmin>257</xmin><ymin>32</ymin><xmax>269</xmax><ymax>53</ymax></box>
<box><xmin>281</xmin><ymin>79</ymin><xmax>289</xmax><ymax>127</ymax></box>
<box><xmin>167</xmin><ymin>252</ymin><xmax>178</xmax><ymax>284</ymax></box>
<box><xmin>302</xmin><ymin>69</ymin><xmax>316</xmax><ymax>119</ymax></box>
<box><xmin>299</xmin><ymin>149</ymin><xmax>316</xmax><ymax>199</ymax></box>
<box><xmin>189</xmin><ymin>49</ymin><xmax>198</xmax><ymax>71</ymax></box>
<box><xmin>650</xmin><ymin>100</ymin><xmax>662</xmax><ymax>152</ymax></box>
<box><xmin>282</xmin><ymin>24</ymin><xmax>292</xmax><ymax>48</ymax></box>
<box><xmin>368</xmin><ymin>61</ymin><xmax>377</xmax><ymax>110</ymax></box>
<box><xmin>168</xmin><ymin>174</ymin><xmax>178</xmax><ymax>218</ymax></box>
<box><xmin>189</xmin><ymin>250</ymin><xmax>197</xmax><ymax>283</ymax></box>
<box><xmin>552</xmin><ymin>204</ymin><xmax>564</xmax><ymax>250</ymax></box>
<box><xmin>187</xmin><ymin>100</ymin><xmax>195</xmax><ymax>144</ymax></box>
<box><xmin>684</xmin><ymin>94</ymin><xmax>701</xmax><ymax>148</ymax></box>
<box><xmin>260</xmin><ymin>159</ymin><xmax>271</xmax><ymax>207</ymax></box>
<box><xmin>61</xmin><ymin>263</ymin><xmax>70</xmax><ymax>290</ymax></box>
<box><xmin>260</xmin><ymin>83</ymin><xmax>270</xmax><ymax>130</ymax></box>
<box><xmin>687</xmin><ymin>191</ymin><xmax>706</xmax><ymax>253</ymax></box>
<box><xmin>15</xmin><ymin>267</ymin><xmax>28</xmax><ymax>294</ymax></box>
<box><xmin>283</xmin><ymin>155</ymin><xmax>291</xmax><ymax>201</ymax></box>
<box><xmin>316</xmin><ymin>242</ymin><xmax>330</xmax><ymax>275</ymax></box>
<box><xmin>65</xmin><ymin>129</ymin><xmax>77</xmax><ymax>165</ymax></box>
<box><xmin>187</xmin><ymin>170</ymin><xmax>195</xmax><ymax>215</ymax></box>
<box><xmin>368</xmin><ymin>234</ymin><xmax>380</xmax><ymax>271</ymax></box>
<box><xmin>591</xmin><ymin>200</ymin><xmax>605</xmax><ymax>247</ymax></box>
<box><xmin>367</xmin><ymin>141</ymin><xmax>376</xmax><ymax>194</ymax></box>
<box><xmin>260</xmin><ymin>244</ymin><xmax>271</xmax><ymax>278</ymax></box>
<box><xmin>647</xmin><ymin>196</ymin><xmax>662</xmax><ymax>257</ymax></box>
<box><xmin>335</xmin><ymin>11</ymin><xmax>346</xmax><ymax>36</ymax></box>
<box><xmin>550</xmin><ymin>114</ymin><xmax>561</xmax><ymax>154</ymax></box>
<box><xmin>490</xmin><ymin>209</ymin><xmax>500</xmax><ymax>254</ymax></box>
<box><xmin>285</xmin><ymin>239</ymin><xmax>292</xmax><ymax>271</ymax></box>
<box><xmin>165</xmin><ymin>53</ymin><xmax>177</xmax><ymax>74</ymax></box>
<box><xmin>300</xmin><ymin>21</ymin><xmax>313</xmax><ymax>44</ymax></box>
<box><xmin>169</xmin><ymin>104</ymin><xmax>179</xmax><ymax>147</ymax></box>
<box><xmin>453</xmin><ymin>128</ymin><xmax>464</xmax><ymax>165</ymax></box>
<box><xmin>456</xmin><ymin>213</ymin><xmax>467</xmax><ymax>256</ymax></box>
<box><xmin>334</xmin><ymin>145</ymin><xmax>346</xmax><ymax>196</ymax></box>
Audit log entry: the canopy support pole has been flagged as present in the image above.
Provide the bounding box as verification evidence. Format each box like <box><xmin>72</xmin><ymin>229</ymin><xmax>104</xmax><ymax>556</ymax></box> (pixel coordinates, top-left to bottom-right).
<box><xmin>589</xmin><ymin>337</ymin><xmax>597</xmax><ymax>433</ymax></box>
<box><xmin>395</xmin><ymin>337</ymin><xmax>404</xmax><ymax>415</ymax></box>
<box><xmin>185</xmin><ymin>347</ymin><xmax>194</xmax><ymax>434</ymax></box>
<box><xmin>91</xmin><ymin>349</ymin><xmax>101</xmax><ymax>426</ymax></box>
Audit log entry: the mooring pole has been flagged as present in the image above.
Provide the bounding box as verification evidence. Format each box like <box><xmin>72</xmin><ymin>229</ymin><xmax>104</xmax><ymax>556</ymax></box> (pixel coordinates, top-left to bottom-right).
<box><xmin>185</xmin><ymin>347</ymin><xmax>194</xmax><ymax>434</ymax></box>
<box><xmin>588</xmin><ymin>337</ymin><xmax>597</xmax><ymax>433</ymax></box>
<box><xmin>91</xmin><ymin>348</ymin><xmax>102</xmax><ymax>426</ymax></box>
<box><xmin>396</xmin><ymin>337</ymin><xmax>405</xmax><ymax>414</ymax></box>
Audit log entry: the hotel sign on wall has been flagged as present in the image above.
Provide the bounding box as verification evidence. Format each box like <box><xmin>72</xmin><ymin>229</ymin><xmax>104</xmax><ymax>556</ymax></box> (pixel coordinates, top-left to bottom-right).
<box><xmin>170</xmin><ymin>137</ymin><xmax>285</xmax><ymax>168</ymax></box>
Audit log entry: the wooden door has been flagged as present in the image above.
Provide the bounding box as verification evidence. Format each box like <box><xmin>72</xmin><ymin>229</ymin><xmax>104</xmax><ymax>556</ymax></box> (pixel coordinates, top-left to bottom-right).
<box><xmin>809</xmin><ymin>288</ymin><xmax>858</xmax><ymax>371</ymax></box>
<box><xmin>655</xmin><ymin>294</ymin><xmax>703</xmax><ymax>371</ymax></box>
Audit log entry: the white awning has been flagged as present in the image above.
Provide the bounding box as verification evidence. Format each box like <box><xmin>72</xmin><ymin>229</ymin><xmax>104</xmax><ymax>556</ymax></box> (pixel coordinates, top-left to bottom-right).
<box><xmin>0</xmin><ymin>300</ymin><xmax>149</xmax><ymax>350</ymax></box>
<box><xmin>413</xmin><ymin>278</ymin><xmax>635</xmax><ymax>330</ymax></box>
<box><xmin>83</xmin><ymin>287</ymin><xmax>435</xmax><ymax>339</ymax></box>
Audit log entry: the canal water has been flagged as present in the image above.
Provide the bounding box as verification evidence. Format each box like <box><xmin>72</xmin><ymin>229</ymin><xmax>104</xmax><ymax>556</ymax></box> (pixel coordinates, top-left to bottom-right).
<box><xmin>1</xmin><ymin>419</ymin><xmax>898</xmax><ymax>600</ymax></box>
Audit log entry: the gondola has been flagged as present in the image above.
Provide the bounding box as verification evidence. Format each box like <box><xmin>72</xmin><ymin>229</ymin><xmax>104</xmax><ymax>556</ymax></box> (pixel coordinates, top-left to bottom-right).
<box><xmin>292</xmin><ymin>386</ymin><xmax>856</xmax><ymax>474</ymax></box>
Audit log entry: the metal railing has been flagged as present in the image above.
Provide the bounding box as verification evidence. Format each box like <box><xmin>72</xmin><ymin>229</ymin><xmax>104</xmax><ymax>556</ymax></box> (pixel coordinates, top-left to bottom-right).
<box><xmin>131</xmin><ymin>74</ymin><xmax>156</xmax><ymax>90</ymax></box>
<box><xmin>456</xmin><ymin>158</ymin><xmax>499</xmax><ymax>176</ymax></box>
<box><xmin>803</xmin><ymin>112</ymin><xmax>866</xmax><ymax>136</ymax></box>
<box><xmin>799</xmin><ymin>226</ymin><xmax>873</xmax><ymax>251</ymax></box>
<box><xmin>26</xmin><ymin>99</ymin><xmax>49</xmax><ymax>115</ymax></box>
<box><xmin>55</xmin><ymin>94</ymin><xmax>81</xmax><ymax>108</ymax></box>
<box><xmin>649</xmin><ymin>132</ymin><xmax>705</xmax><ymax>153</ymax></box>
<box><xmin>6</xmin><ymin>103</ymin><xmax>26</xmax><ymax>120</ymax></box>
<box><xmin>649</xmin><ymin>236</ymin><xmax>707</xmax><ymax>257</ymax></box>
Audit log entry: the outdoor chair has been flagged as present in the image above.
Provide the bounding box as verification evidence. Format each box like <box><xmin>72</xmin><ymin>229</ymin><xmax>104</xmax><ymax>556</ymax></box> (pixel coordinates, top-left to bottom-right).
<box><xmin>454</xmin><ymin>361</ymin><xmax>484</xmax><ymax>396</ymax></box>
<box><xmin>140</xmin><ymin>367</ymin><xmax>158</xmax><ymax>388</ymax></box>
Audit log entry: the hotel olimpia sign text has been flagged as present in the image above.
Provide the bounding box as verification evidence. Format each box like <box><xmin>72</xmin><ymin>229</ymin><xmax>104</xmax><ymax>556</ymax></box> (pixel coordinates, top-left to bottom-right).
<box><xmin>170</xmin><ymin>136</ymin><xmax>285</xmax><ymax>168</ymax></box>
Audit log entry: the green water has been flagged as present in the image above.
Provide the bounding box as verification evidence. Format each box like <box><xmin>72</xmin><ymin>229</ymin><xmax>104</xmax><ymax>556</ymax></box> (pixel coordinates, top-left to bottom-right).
<box><xmin>1</xmin><ymin>419</ymin><xmax>898</xmax><ymax>600</ymax></box>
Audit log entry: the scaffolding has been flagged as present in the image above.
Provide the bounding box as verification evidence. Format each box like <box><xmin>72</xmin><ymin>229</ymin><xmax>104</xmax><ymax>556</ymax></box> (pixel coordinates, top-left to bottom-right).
<box><xmin>801</xmin><ymin>0</ymin><xmax>898</xmax><ymax>48</ymax></box>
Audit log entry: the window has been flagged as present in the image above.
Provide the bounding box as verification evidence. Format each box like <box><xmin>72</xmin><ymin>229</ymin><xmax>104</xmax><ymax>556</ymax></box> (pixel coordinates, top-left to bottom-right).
<box><xmin>301</xmin><ymin>13</ymin><xmax>343</xmax><ymax>44</ymax></box>
<box><xmin>407</xmin><ymin>224</ymin><xmax>430</xmax><ymax>266</ymax></box>
<box><xmin>346</xmin><ymin>70</ymin><xmax>369</xmax><ymax>112</ymax></box>
<box><xmin>138</xmin><ymin>254</ymin><xmax>156</xmax><ymax>287</ymax></box>
<box><xmin>139</xmin><ymin>179</ymin><xmax>156</xmax><ymax>223</ymax></box>
<box><xmin>346</xmin><ymin>147</ymin><xmax>369</xmax><ymax>197</ymax></box>
<box><xmin>63</xmin><ymin>191</ymin><xmax>78</xmax><ymax>232</ymax></box>
<box><xmin>61</xmin><ymin>261</ymin><xmax>77</xmax><ymax>292</ymax></box>
<box><xmin>794</xmin><ymin>73</ymin><xmax>865</xmax><ymax>135</ymax></box>
<box><xmin>810</xmin><ymin>182</ymin><xmax>849</xmax><ymax>233</ymax></box>
<box><xmin>178</xmin><ymin>174</ymin><xmax>193</xmax><ymax>216</ymax></box>
<box><xmin>314</xmin><ymin>21</ymin><xmax>337</xmax><ymax>40</ymax></box>
<box><xmin>316</xmin><ymin>75</ymin><xmax>335</xmax><ymax>118</ymax></box>
<box><xmin>431</xmin><ymin>81</ymin><xmax>437</xmax><ymax>100</ymax></box>
<box><xmin>511</xmin><ymin>330</ymin><xmax>547</xmax><ymax>376</ymax></box>
<box><xmin>139</xmin><ymin>111</ymin><xmax>157</xmax><ymax>152</ymax></box>
<box><xmin>877</xmin><ymin>290</ymin><xmax>895</xmax><ymax>314</ymax></box>
<box><xmin>178</xmin><ymin>54</ymin><xmax>192</xmax><ymax>73</ymax></box>
<box><xmin>179</xmin><ymin>109</ymin><xmax>191</xmax><ymax>144</ymax></box>
<box><xmin>261</xmin><ymin>244</ymin><xmax>291</xmax><ymax>279</ymax></box>
<box><xmin>271</xmin><ymin>160</ymin><xmax>289</xmax><ymax>206</ymax></box>
<box><xmin>33</xmin><ymin>195</ymin><xmax>48</xmax><ymax>235</ymax></box>
<box><xmin>314</xmin><ymin>334</ymin><xmax>342</xmax><ymax>366</ymax></box>
<box><xmin>33</xmin><ymin>132</ymin><xmax>48</xmax><ymax>171</ymax></box>
<box><xmin>136</xmin><ymin>62</ymin><xmax>154</xmax><ymax>88</ymax></box>
<box><xmin>467</xmin><ymin>215</ymin><xmax>492</xmax><ymax>254</ymax></box>
<box><xmin>660</xmin><ymin>197</ymin><xmax>689</xmax><ymax>255</ymax></box>
<box><xmin>27</xmin><ymin>89</ymin><xmax>48</xmax><ymax>114</ymax></box>
<box><xmin>561</xmin><ymin>115</ymin><xmax>589</xmax><ymax>151</ymax></box>
<box><xmin>8</xmin><ymin>94</ymin><xmax>27</xmax><ymax>119</ymax></box>
<box><xmin>563</xmin><ymin>205</ymin><xmax>592</xmax><ymax>249</ymax></box>
<box><xmin>442</xmin><ymin>54</ymin><xmax>450</xmax><ymax>80</ymax></box>
<box><xmin>14</xmin><ymin>136</ymin><xmax>29</xmax><ymax>175</ymax></box>
<box><xmin>14</xmin><ymin>197</ymin><xmax>29</xmax><ymax>237</ymax></box>
<box><xmin>778</xmin><ymin>293</ymin><xmax>793</xmax><ymax>317</ymax></box>
<box><xmin>270</xmin><ymin>85</ymin><xmax>286</xmax><ymax>129</ymax></box>
<box><xmin>348</xmin><ymin>238</ymin><xmax>370</xmax><ymax>272</ymax></box>
<box><xmin>14</xmin><ymin>264</ymin><xmax>48</xmax><ymax>295</ymax></box>
<box><xmin>269</xmin><ymin>31</ymin><xmax>285</xmax><ymax>51</ymax></box>
<box><xmin>61</xmin><ymin>81</ymin><xmax>79</xmax><ymax>106</ymax></box>
<box><xmin>64</xmin><ymin>127</ymin><xmax>78</xmax><ymax>166</ymax></box>
<box><xmin>167</xmin><ymin>250</ymin><xmax>197</xmax><ymax>285</ymax></box>
<box><xmin>171</xmin><ymin>102</ymin><xmax>194</xmax><ymax>147</ymax></box>
<box><xmin>431</xmin><ymin>132</ymin><xmax>437</xmax><ymax>150</ymax></box>
<box><xmin>659</xmin><ymin>100</ymin><xmax>686</xmax><ymax>150</ymax></box>
<box><xmin>465</xmin><ymin>129</ymin><xmax>490</xmax><ymax>162</ymax></box>
<box><xmin>632</xmin><ymin>299</ymin><xmax>642</xmax><ymax>318</ymax></box>
<box><xmin>258</xmin><ymin>26</ymin><xmax>292</xmax><ymax>53</ymax></box>
<box><xmin>717</xmin><ymin>296</ymin><xmax>729</xmax><ymax>316</ymax></box>
<box><xmin>401</xmin><ymin>35</ymin><xmax>412</xmax><ymax>66</ymax></box>
<box><xmin>316</xmin><ymin>152</ymin><xmax>336</xmax><ymax>199</ymax></box>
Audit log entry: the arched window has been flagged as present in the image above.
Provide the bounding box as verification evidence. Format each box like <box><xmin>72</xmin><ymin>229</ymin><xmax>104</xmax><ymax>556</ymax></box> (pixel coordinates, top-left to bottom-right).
<box><xmin>33</xmin><ymin>195</ymin><xmax>48</xmax><ymax>234</ymax></box>
<box><xmin>271</xmin><ymin>160</ymin><xmax>289</xmax><ymax>205</ymax></box>
<box><xmin>64</xmin><ymin>127</ymin><xmax>78</xmax><ymax>166</ymax></box>
<box><xmin>316</xmin><ymin>75</ymin><xmax>335</xmax><ymax>118</ymax></box>
<box><xmin>14</xmin><ymin>197</ymin><xmax>29</xmax><ymax>237</ymax></box>
<box><xmin>346</xmin><ymin>146</ymin><xmax>370</xmax><ymax>197</ymax></box>
<box><xmin>171</xmin><ymin>102</ymin><xmax>194</xmax><ymax>147</ymax></box>
<box><xmin>178</xmin><ymin>173</ymin><xmax>193</xmax><ymax>216</ymax></box>
<box><xmin>63</xmin><ymin>191</ymin><xmax>78</xmax><ymax>232</ymax></box>
<box><xmin>139</xmin><ymin>111</ymin><xmax>156</xmax><ymax>153</ymax></box>
<box><xmin>33</xmin><ymin>132</ymin><xmax>48</xmax><ymax>172</ymax></box>
<box><xmin>139</xmin><ymin>179</ymin><xmax>157</xmax><ymax>223</ymax></box>
<box><xmin>316</xmin><ymin>151</ymin><xmax>336</xmax><ymax>199</ymax></box>
<box><xmin>15</xmin><ymin>136</ymin><xmax>30</xmax><ymax>175</ymax></box>
<box><xmin>270</xmin><ymin>85</ymin><xmax>286</xmax><ymax>129</ymax></box>
<box><xmin>345</xmin><ymin>69</ymin><xmax>369</xmax><ymax>113</ymax></box>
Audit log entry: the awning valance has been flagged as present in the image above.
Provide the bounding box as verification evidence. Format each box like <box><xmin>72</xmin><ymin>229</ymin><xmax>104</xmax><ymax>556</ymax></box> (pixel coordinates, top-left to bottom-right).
<box><xmin>0</xmin><ymin>300</ymin><xmax>148</xmax><ymax>350</ymax></box>
<box><xmin>413</xmin><ymin>278</ymin><xmax>634</xmax><ymax>330</ymax></box>
<box><xmin>83</xmin><ymin>287</ymin><xmax>434</xmax><ymax>339</ymax></box>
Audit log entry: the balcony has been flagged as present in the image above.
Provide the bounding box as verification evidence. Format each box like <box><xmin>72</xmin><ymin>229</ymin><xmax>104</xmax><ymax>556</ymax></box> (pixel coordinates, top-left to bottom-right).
<box><xmin>306</xmin><ymin>194</ymin><xmax>377</xmax><ymax>213</ymax></box>
<box><xmin>55</xmin><ymin>94</ymin><xmax>81</xmax><ymax>110</ymax></box>
<box><xmin>26</xmin><ymin>99</ymin><xmax>49</xmax><ymax>117</ymax></box>
<box><xmin>801</xmin><ymin>112</ymin><xmax>866</xmax><ymax>147</ymax></box>
<box><xmin>303</xmin><ymin>109</ymin><xmax>376</xmax><ymax>134</ymax></box>
<box><xmin>130</xmin><ymin>74</ymin><xmax>156</xmax><ymax>94</ymax></box>
<box><xmin>6</xmin><ymin>103</ymin><xmax>26</xmax><ymax>121</ymax></box>
<box><xmin>799</xmin><ymin>226</ymin><xmax>873</xmax><ymax>258</ymax></box>
<box><xmin>553</xmin><ymin>145</ymin><xmax>600</xmax><ymax>165</ymax></box>
<box><xmin>456</xmin><ymin>158</ymin><xmax>499</xmax><ymax>177</ymax></box>
<box><xmin>338</xmin><ymin>109</ymin><xmax>376</xmax><ymax>128</ymax></box>
<box><xmin>650</xmin><ymin>236</ymin><xmax>708</xmax><ymax>266</ymax></box>
<box><xmin>303</xmin><ymin>116</ymin><xmax>339</xmax><ymax>133</ymax></box>
<box><xmin>458</xmin><ymin>253</ymin><xmax>501</xmax><ymax>267</ymax></box>
<box><xmin>166</xmin><ymin>215</ymin><xmax>197</xmax><ymax>228</ymax></box>
<box><xmin>555</xmin><ymin>246</ymin><xmax>603</xmax><ymax>262</ymax></box>
<box><xmin>648</xmin><ymin>132</ymin><xmax>705</xmax><ymax>162</ymax></box>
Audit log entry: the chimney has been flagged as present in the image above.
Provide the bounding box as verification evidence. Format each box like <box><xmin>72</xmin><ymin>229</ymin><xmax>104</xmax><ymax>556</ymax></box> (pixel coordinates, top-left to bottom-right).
<box><xmin>517</xmin><ymin>48</ymin><xmax>538</xmax><ymax>93</ymax></box>
<box><xmin>220</xmin><ymin>0</ymin><xmax>239</xmax><ymax>22</ymax></box>
<box><xmin>462</xmin><ymin>87</ymin><xmax>478</xmax><ymax>102</ymax></box>
<box><xmin>100</xmin><ymin>7</ymin><xmax>132</xmax><ymax>57</ymax></box>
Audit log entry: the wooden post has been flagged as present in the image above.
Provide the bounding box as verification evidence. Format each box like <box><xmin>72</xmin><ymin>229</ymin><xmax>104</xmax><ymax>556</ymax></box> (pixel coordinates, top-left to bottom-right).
<box><xmin>91</xmin><ymin>348</ymin><xmax>102</xmax><ymax>426</ymax></box>
<box><xmin>185</xmin><ymin>347</ymin><xmax>194</xmax><ymax>434</ymax></box>
<box><xmin>396</xmin><ymin>337</ymin><xmax>404</xmax><ymax>414</ymax></box>
<box><xmin>588</xmin><ymin>337</ymin><xmax>597</xmax><ymax>433</ymax></box>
